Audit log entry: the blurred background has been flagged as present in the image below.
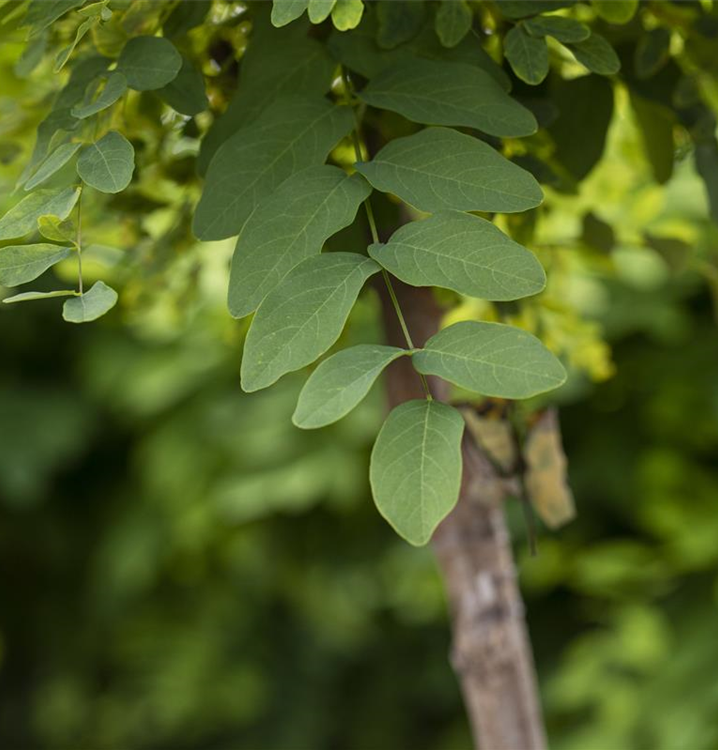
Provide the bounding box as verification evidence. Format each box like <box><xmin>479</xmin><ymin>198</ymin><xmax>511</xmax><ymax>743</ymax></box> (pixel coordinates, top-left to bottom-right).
<box><xmin>2</xmin><ymin>9</ymin><xmax>718</xmax><ymax>750</ymax></box>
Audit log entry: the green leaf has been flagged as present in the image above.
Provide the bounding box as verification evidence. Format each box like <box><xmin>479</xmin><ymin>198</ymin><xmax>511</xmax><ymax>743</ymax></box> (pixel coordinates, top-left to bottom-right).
<box><xmin>496</xmin><ymin>1</ymin><xmax>575</xmax><ymax>19</ymax></box>
<box><xmin>76</xmin><ymin>131</ymin><xmax>135</xmax><ymax>194</ymax></box>
<box><xmin>435</xmin><ymin>0</ymin><xmax>473</xmax><ymax>48</ymax></box>
<box><xmin>71</xmin><ymin>72</ymin><xmax>127</xmax><ymax>119</ymax></box>
<box><xmin>634</xmin><ymin>27</ymin><xmax>671</xmax><ymax>80</ymax></box>
<box><xmin>0</xmin><ymin>243</ymin><xmax>73</xmax><ymax>287</ymax></box>
<box><xmin>37</xmin><ymin>215</ymin><xmax>76</xmax><ymax>243</ymax></box>
<box><xmin>332</xmin><ymin>0</ymin><xmax>364</xmax><ymax>31</ymax></box>
<box><xmin>62</xmin><ymin>280</ymin><xmax>118</xmax><ymax>322</ymax></box>
<box><xmin>241</xmin><ymin>253</ymin><xmax>380</xmax><ymax>392</ymax></box>
<box><xmin>194</xmin><ymin>97</ymin><xmax>353</xmax><ymax>241</ymax></box>
<box><xmin>0</xmin><ymin>187</ymin><xmax>80</xmax><ymax>241</ymax></box>
<box><xmin>368</xmin><ymin>210</ymin><xmax>545</xmax><ymax>300</ymax></box>
<box><xmin>376</xmin><ymin>1</ymin><xmax>425</xmax><ymax>49</ymax></box>
<box><xmin>569</xmin><ymin>34</ymin><xmax>621</xmax><ymax>76</ymax></box>
<box><xmin>271</xmin><ymin>0</ymin><xmax>309</xmax><ymax>26</ymax></box>
<box><xmin>157</xmin><ymin>57</ymin><xmax>208</xmax><ymax>116</ymax></box>
<box><xmin>355</xmin><ymin>127</ymin><xmax>543</xmax><ymax>214</ymax></box>
<box><xmin>293</xmin><ymin>345</ymin><xmax>407</xmax><ymax>429</ymax></box>
<box><xmin>228</xmin><ymin>166</ymin><xmax>371</xmax><ymax>319</ymax></box>
<box><xmin>117</xmin><ymin>36</ymin><xmax>182</xmax><ymax>91</ymax></box>
<box><xmin>3</xmin><ymin>290</ymin><xmax>75</xmax><ymax>304</ymax></box>
<box><xmin>591</xmin><ymin>0</ymin><xmax>637</xmax><ymax>24</ymax></box>
<box><xmin>24</xmin><ymin>142</ymin><xmax>82</xmax><ymax>191</ymax></box>
<box><xmin>308</xmin><ymin>0</ymin><xmax>335</xmax><ymax>23</ymax></box>
<box><xmin>505</xmin><ymin>25</ymin><xmax>549</xmax><ymax>85</ymax></box>
<box><xmin>14</xmin><ymin>32</ymin><xmax>47</xmax><ymax>78</ymax></box>
<box><xmin>630</xmin><ymin>93</ymin><xmax>674</xmax><ymax>184</ymax></box>
<box><xmin>24</xmin><ymin>0</ymin><xmax>84</xmax><ymax>36</ymax></box>
<box><xmin>413</xmin><ymin>321</ymin><xmax>567</xmax><ymax>398</ymax></box>
<box><xmin>54</xmin><ymin>16</ymin><xmax>98</xmax><ymax>72</ymax></box>
<box><xmin>358</xmin><ymin>59</ymin><xmax>536</xmax><ymax>137</ymax></box>
<box><xmin>370</xmin><ymin>399</ymin><xmax>464</xmax><ymax>546</ymax></box>
<box><xmin>523</xmin><ymin>15</ymin><xmax>590</xmax><ymax>43</ymax></box>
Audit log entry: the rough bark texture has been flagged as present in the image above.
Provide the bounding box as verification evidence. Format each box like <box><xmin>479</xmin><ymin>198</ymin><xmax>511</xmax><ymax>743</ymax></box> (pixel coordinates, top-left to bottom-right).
<box><xmin>378</xmin><ymin>279</ymin><xmax>547</xmax><ymax>750</ymax></box>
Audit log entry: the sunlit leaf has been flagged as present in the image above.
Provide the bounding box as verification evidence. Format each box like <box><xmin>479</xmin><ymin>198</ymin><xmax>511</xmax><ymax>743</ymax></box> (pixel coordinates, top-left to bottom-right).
<box><xmin>76</xmin><ymin>131</ymin><xmax>135</xmax><ymax>193</ymax></box>
<box><xmin>37</xmin><ymin>214</ymin><xmax>76</xmax><ymax>243</ymax></box>
<box><xmin>0</xmin><ymin>187</ymin><xmax>80</xmax><ymax>241</ymax></box>
<box><xmin>62</xmin><ymin>280</ymin><xmax>118</xmax><ymax>322</ymax></box>
<box><xmin>0</xmin><ymin>243</ymin><xmax>73</xmax><ymax>287</ymax></box>
<box><xmin>308</xmin><ymin>0</ymin><xmax>335</xmax><ymax>23</ymax></box>
<box><xmin>331</xmin><ymin>0</ymin><xmax>364</xmax><ymax>31</ymax></box>
<box><xmin>592</xmin><ymin>0</ymin><xmax>637</xmax><ymax>24</ymax></box>
<box><xmin>271</xmin><ymin>0</ymin><xmax>309</xmax><ymax>27</ymax></box>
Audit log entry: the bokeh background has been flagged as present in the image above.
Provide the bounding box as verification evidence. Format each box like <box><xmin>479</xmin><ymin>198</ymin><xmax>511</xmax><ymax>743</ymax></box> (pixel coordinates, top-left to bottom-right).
<box><xmin>3</xmin><ymin>9</ymin><xmax>718</xmax><ymax>750</ymax></box>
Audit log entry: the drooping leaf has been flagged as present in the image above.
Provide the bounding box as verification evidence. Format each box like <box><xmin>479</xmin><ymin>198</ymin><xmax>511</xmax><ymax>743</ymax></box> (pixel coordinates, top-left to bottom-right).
<box><xmin>569</xmin><ymin>33</ymin><xmax>621</xmax><ymax>76</ymax></box>
<box><xmin>24</xmin><ymin>142</ymin><xmax>82</xmax><ymax>191</ymax></box>
<box><xmin>241</xmin><ymin>253</ymin><xmax>380</xmax><ymax>392</ymax></box>
<box><xmin>293</xmin><ymin>345</ymin><xmax>407</xmax><ymax>429</ymax></box>
<box><xmin>54</xmin><ymin>16</ymin><xmax>98</xmax><ymax>72</ymax></box>
<box><xmin>359</xmin><ymin>59</ymin><xmax>536</xmax><ymax>137</ymax></box>
<box><xmin>228</xmin><ymin>166</ymin><xmax>371</xmax><ymax>319</ymax></box>
<box><xmin>591</xmin><ymin>0</ymin><xmax>637</xmax><ymax>24</ymax></box>
<box><xmin>116</xmin><ymin>36</ymin><xmax>182</xmax><ymax>91</ymax></box>
<box><xmin>504</xmin><ymin>25</ymin><xmax>549</xmax><ymax>85</ymax></box>
<box><xmin>523</xmin><ymin>15</ymin><xmax>590</xmax><ymax>43</ymax></box>
<box><xmin>355</xmin><ymin>127</ymin><xmax>543</xmax><ymax>214</ymax></box>
<box><xmin>413</xmin><ymin>321</ymin><xmax>566</xmax><ymax>398</ymax></box>
<box><xmin>370</xmin><ymin>399</ymin><xmax>464</xmax><ymax>546</ymax></box>
<box><xmin>3</xmin><ymin>290</ymin><xmax>76</xmax><ymax>305</ymax></box>
<box><xmin>24</xmin><ymin>0</ymin><xmax>84</xmax><ymax>36</ymax></box>
<box><xmin>634</xmin><ymin>27</ymin><xmax>671</xmax><ymax>80</ymax></box>
<box><xmin>76</xmin><ymin>131</ymin><xmax>135</xmax><ymax>193</ymax></box>
<box><xmin>71</xmin><ymin>72</ymin><xmax>127</xmax><ymax>119</ymax></box>
<box><xmin>376</xmin><ymin>1</ymin><xmax>424</xmax><ymax>48</ymax></box>
<box><xmin>331</xmin><ymin>0</ymin><xmax>364</xmax><ymax>31</ymax></box>
<box><xmin>0</xmin><ymin>187</ymin><xmax>80</xmax><ymax>241</ymax></box>
<box><xmin>308</xmin><ymin>0</ymin><xmax>335</xmax><ymax>23</ymax></box>
<box><xmin>157</xmin><ymin>57</ymin><xmax>208</xmax><ymax>116</ymax></box>
<box><xmin>37</xmin><ymin>215</ymin><xmax>76</xmax><ymax>243</ymax></box>
<box><xmin>62</xmin><ymin>280</ymin><xmax>118</xmax><ymax>322</ymax></box>
<box><xmin>271</xmin><ymin>0</ymin><xmax>309</xmax><ymax>27</ymax></box>
<box><xmin>368</xmin><ymin>210</ymin><xmax>545</xmax><ymax>300</ymax></box>
<box><xmin>434</xmin><ymin>0</ymin><xmax>473</xmax><ymax>48</ymax></box>
<box><xmin>0</xmin><ymin>243</ymin><xmax>73</xmax><ymax>287</ymax></box>
<box><xmin>194</xmin><ymin>97</ymin><xmax>353</xmax><ymax>241</ymax></box>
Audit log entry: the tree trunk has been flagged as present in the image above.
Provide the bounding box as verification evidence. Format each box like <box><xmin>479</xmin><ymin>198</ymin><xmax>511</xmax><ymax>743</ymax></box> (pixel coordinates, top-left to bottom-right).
<box><xmin>378</xmin><ymin>280</ymin><xmax>547</xmax><ymax>750</ymax></box>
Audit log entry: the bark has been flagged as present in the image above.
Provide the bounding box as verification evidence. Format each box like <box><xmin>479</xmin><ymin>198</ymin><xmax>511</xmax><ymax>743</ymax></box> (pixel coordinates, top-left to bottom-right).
<box><xmin>378</xmin><ymin>280</ymin><xmax>547</xmax><ymax>750</ymax></box>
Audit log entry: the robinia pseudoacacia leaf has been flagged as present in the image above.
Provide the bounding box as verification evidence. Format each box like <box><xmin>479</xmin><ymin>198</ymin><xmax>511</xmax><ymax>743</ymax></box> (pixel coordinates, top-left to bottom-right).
<box><xmin>370</xmin><ymin>399</ymin><xmax>465</xmax><ymax>546</ymax></box>
<box><xmin>271</xmin><ymin>0</ymin><xmax>309</xmax><ymax>27</ymax></box>
<box><xmin>569</xmin><ymin>33</ymin><xmax>621</xmax><ymax>76</ymax></box>
<box><xmin>504</xmin><ymin>25</ymin><xmax>549</xmax><ymax>85</ymax></box>
<box><xmin>0</xmin><ymin>243</ymin><xmax>73</xmax><ymax>286</ymax></box>
<box><xmin>116</xmin><ymin>36</ymin><xmax>181</xmax><ymax>91</ymax></box>
<box><xmin>523</xmin><ymin>15</ymin><xmax>590</xmax><ymax>43</ymax></box>
<box><xmin>434</xmin><ymin>0</ymin><xmax>473</xmax><ymax>48</ymax></box>
<box><xmin>24</xmin><ymin>142</ymin><xmax>82</xmax><ymax>191</ymax></box>
<box><xmin>71</xmin><ymin>72</ymin><xmax>127</xmax><ymax>119</ymax></box>
<box><xmin>0</xmin><ymin>187</ymin><xmax>80</xmax><ymax>240</ymax></box>
<box><xmin>76</xmin><ymin>131</ymin><xmax>135</xmax><ymax>193</ymax></box>
<box><xmin>62</xmin><ymin>280</ymin><xmax>118</xmax><ymax>322</ymax></box>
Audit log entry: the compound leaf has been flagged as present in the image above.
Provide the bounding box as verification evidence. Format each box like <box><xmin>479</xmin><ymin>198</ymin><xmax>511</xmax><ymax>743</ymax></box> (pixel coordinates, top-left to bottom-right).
<box><xmin>228</xmin><ymin>166</ymin><xmax>371</xmax><ymax>319</ymax></box>
<box><xmin>293</xmin><ymin>344</ymin><xmax>407</xmax><ymax>429</ymax></box>
<box><xmin>62</xmin><ymin>280</ymin><xmax>118</xmax><ymax>322</ymax></box>
<box><xmin>355</xmin><ymin>127</ymin><xmax>542</xmax><ymax>214</ymax></box>
<box><xmin>370</xmin><ymin>399</ymin><xmax>464</xmax><ymax>546</ymax></box>
<box><xmin>117</xmin><ymin>36</ymin><xmax>181</xmax><ymax>91</ymax></box>
<box><xmin>24</xmin><ymin>142</ymin><xmax>82</xmax><ymax>191</ymax></box>
<box><xmin>0</xmin><ymin>187</ymin><xmax>80</xmax><ymax>240</ymax></box>
<box><xmin>76</xmin><ymin>131</ymin><xmax>134</xmax><ymax>193</ymax></box>
<box><xmin>0</xmin><ymin>243</ymin><xmax>73</xmax><ymax>286</ymax></box>
<box><xmin>241</xmin><ymin>253</ymin><xmax>380</xmax><ymax>392</ymax></box>
<box><xmin>413</xmin><ymin>320</ymin><xmax>567</xmax><ymax>398</ymax></box>
<box><xmin>505</xmin><ymin>25</ymin><xmax>549</xmax><ymax>85</ymax></box>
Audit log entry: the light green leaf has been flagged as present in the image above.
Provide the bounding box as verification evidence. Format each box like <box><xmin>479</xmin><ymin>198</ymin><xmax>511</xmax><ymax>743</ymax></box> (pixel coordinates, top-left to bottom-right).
<box><xmin>523</xmin><ymin>15</ymin><xmax>590</xmax><ymax>43</ymax></box>
<box><xmin>332</xmin><ymin>0</ymin><xmax>364</xmax><ymax>31</ymax></box>
<box><xmin>71</xmin><ymin>72</ymin><xmax>127</xmax><ymax>119</ymax></box>
<box><xmin>592</xmin><ymin>0</ymin><xmax>637</xmax><ymax>24</ymax></box>
<box><xmin>355</xmin><ymin>127</ymin><xmax>543</xmax><ymax>214</ymax></box>
<box><xmin>308</xmin><ymin>0</ymin><xmax>335</xmax><ymax>23</ymax></box>
<box><xmin>376</xmin><ymin>1</ymin><xmax>425</xmax><ymax>48</ymax></box>
<box><xmin>24</xmin><ymin>142</ymin><xmax>82</xmax><ymax>191</ymax></box>
<box><xmin>370</xmin><ymin>399</ymin><xmax>464</xmax><ymax>546</ymax></box>
<box><xmin>14</xmin><ymin>32</ymin><xmax>47</xmax><ymax>77</ymax></box>
<box><xmin>62</xmin><ymin>280</ymin><xmax>118</xmax><ymax>322</ymax></box>
<box><xmin>0</xmin><ymin>187</ymin><xmax>80</xmax><ymax>241</ymax></box>
<box><xmin>54</xmin><ymin>16</ymin><xmax>98</xmax><ymax>72</ymax></box>
<box><xmin>241</xmin><ymin>253</ymin><xmax>380</xmax><ymax>392</ymax></box>
<box><xmin>157</xmin><ymin>57</ymin><xmax>208</xmax><ymax>116</ymax></box>
<box><xmin>0</xmin><ymin>243</ymin><xmax>73</xmax><ymax>287</ymax></box>
<box><xmin>117</xmin><ymin>36</ymin><xmax>182</xmax><ymax>91</ymax></box>
<box><xmin>3</xmin><ymin>289</ymin><xmax>76</xmax><ymax>304</ymax></box>
<box><xmin>76</xmin><ymin>131</ymin><xmax>135</xmax><ymax>193</ymax></box>
<box><xmin>293</xmin><ymin>344</ymin><xmax>407</xmax><ymax>429</ymax></box>
<box><xmin>496</xmin><ymin>1</ymin><xmax>575</xmax><ymax>19</ymax></box>
<box><xmin>228</xmin><ymin>166</ymin><xmax>371</xmax><ymax>318</ymax></box>
<box><xmin>271</xmin><ymin>0</ymin><xmax>309</xmax><ymax>26</ymax></box>
<box><xmin>194</xmin><ymin>97</ymin><xmax>353</xmax><ymax>241</ymax></box>
<box><xmin>413</xmin><ymin>320</ymin><xmax>567</xmax><ymax>398</ymax></box>
<box><xmin>435</xmin><ymin>0</ymin><xmax>472</xmax><ymax>48</ymax></box>
<box><xmin>37</xmin><ymin>214</ymin><xmax>76</xmax><ymax>243</ymax></box>
<box><xmin>505</xmin><ymin>25</ymin><xmax>549</xmax><ymax>85</ymax></box>
<box><xmin>358</xmin><ymin>59</ymin><xmax>536</xmax><ymax>138</ymax></box>
<box><xmin>569</xmin><ymin>34</ymin><xmax>621</xmax><ymax>76</ymax></box>
<box><xmin>368</xmin><ymin>210</ymin><xmax>545</xmax><ymax>300</ymax></box>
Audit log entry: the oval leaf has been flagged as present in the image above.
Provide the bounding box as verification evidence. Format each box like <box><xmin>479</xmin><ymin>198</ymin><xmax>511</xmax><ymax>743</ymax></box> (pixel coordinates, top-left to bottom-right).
<box><xmin>71</xmin><ymin>72</ymin><xmax>127</xmax><ymax>119</ymax></box>
<box><xmin>0</xmin><ymin>187</ymin><xmax>80</xmax><ymax>240</ymax></box>
<box><xmin>117</xmin><ymin>36</ymin><xmax>181</xmax><ymax>91</ymax></box>
<box><xmin>370</xmin><ymin>399</ymin><xmax>464</xmax><ymax>546</ymax></box>
<box><xmin>368</xmin><ymin>210</ymin><xmax>545</xmax><ymax>300</ymax></box>
<box><xmin>523</xmin><ymin>16</ymin><xmax>590</xmax><ymax>43</ymax></box>
<box><xmin>228</xmin><ymin>166</ymin><xmax>371</xmax><ymax>319</ymax></box>
<box><xmin>25</xmin><ymin>142</ymin><xmax>82</xmax><ymax>191</ymax></box>
<box><xmin>157</xmin><ymin>57</ymin><xmax>208</xmax><ymax>116</ymax></box>
<box><xmin>271</xmin><ymin>0</ymin><xmax>309</xmax><ymax>26</ymax></box>
<box><xmin>293</xmin><ymin>345</ymin><xmax>407</xmax><ymax>429</ymax></box>
<box><xmin>569</xmin><ymin>34</ymin><xmax>621</xmax><ymax>76</ymax></box>
<box><xmin>241</xmin><ymin>253</ymin><xmax>380</xmax><ymax>392</ymax></box>
<box><xmin>413</xmin><ymin>320</ymin><xmax>567</xmax><ymax>398</ymax></box>
<box><xmin>435</xmin><ymin>0</ymin><xmax>473</xmax><ymax>48</ymax></box>
<box><xmin>77</xmin><ymin>131</ymin><xmax>135</xmax><ymax>193</ymax></box>
<box><xmin>62</xmin><ymin>280</ymin><xmax>118</xmax><ymax>322</ymax></box>
<box><xmin>358</xmin><ymin>59</ymin><xmax>537</xmax><ymax>138</ymax></box>
<box><xmin>505</xmin><ymin>25</ymin><xmax>549</xmax><ymax>85</ymax></box>
<box><xmin>0</xmin><ymin>243</ymin><xmax>73</xmax><ymax>286</ymax></box>
<box><xmin>355</xmin><ymin>127</ymin><xmax>542</xmax><ymax>214</ymax></box>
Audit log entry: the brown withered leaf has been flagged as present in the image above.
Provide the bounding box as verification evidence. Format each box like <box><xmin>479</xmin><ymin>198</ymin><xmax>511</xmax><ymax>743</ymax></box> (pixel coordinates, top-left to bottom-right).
<box><xmin>461</xmin><ymin>400</ymin><xmax>517</xmax><ymax>473</ymax></box>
